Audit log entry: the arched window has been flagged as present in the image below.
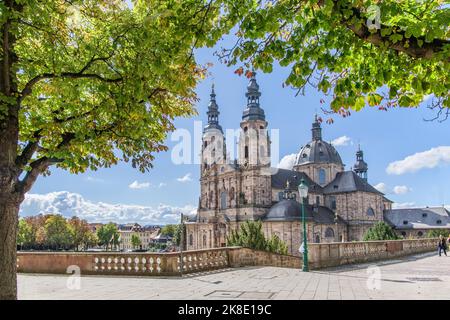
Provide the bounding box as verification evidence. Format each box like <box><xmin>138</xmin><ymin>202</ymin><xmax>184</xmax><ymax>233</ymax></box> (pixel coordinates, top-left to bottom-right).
<box><xmin>329</xmin><ymin>196</ymin><xmax>337</xmax><ymax>210</ymax></box>
<box><xmin>244</xmin><ymin>146</ymin><xmax>249</xmax><ymax>159</ymax></box>
<box><xmin>229</xmin><ymin>187</ymin><xmax>235</xmax><ymax>200</ymax></box>
<box><xmin>325</xmin><ymin>227</ymin><xmax>335</xmax><ymax>238</ymax></box>
<box><xmin>417</xmin><ymin>231</ymin><xmax>423</xmax><ymax>237</ymax></box>
<box><xmin>315</xmin><ymin>235</ymin><xmax>321</xmax><ymax>243</ymax></box>
<box><xmin>209</xmin><ymin>192</ymin><xmax>213</xmax><ymax>208</ymax></box>
<box><xmin>367</xmin><ymin>207</ymin><xmax>375</xmax><ymax>216</ymax></box>
<box><xmin>220</xmin><ymin>191</ymin><xmax>227</xmax><ymax>209</ymax></box>
<box><xmin>202</xmin><ymin>234</ymin><xmax>207</xmax><ymax>247</ymax></box>
<box><xmin>316</xmin><ymin>196</ymin><xmax>320</xmax><ymax>206</ymax></box>
<box><xmin>189</xmin><ymin>234</ymin><xmax>193</xmax><ymax>246</ymax></box>
<box><xmin>318</xmin><ymin>168</ymin><xmax>326</xmax><ymax>185</ymax></box>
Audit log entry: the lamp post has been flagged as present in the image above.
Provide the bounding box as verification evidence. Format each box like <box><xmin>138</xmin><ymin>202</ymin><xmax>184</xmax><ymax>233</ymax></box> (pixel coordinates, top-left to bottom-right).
<box><xmin>298</xmin><ymin>178</ymin><xmax>309</xmax><ymax>272</ymax></box>
<box><xmin>180</xmin><ymin>213</ymin><xmax>184</xmax><ymax>277</ymax></box>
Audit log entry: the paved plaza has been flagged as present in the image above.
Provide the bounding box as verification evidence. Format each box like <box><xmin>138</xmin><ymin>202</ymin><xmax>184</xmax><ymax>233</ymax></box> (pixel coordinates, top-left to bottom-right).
<box><xmin>18</xmin><ymin>252</ymin><xmax>450</xmax><ymax>300</ymax></box>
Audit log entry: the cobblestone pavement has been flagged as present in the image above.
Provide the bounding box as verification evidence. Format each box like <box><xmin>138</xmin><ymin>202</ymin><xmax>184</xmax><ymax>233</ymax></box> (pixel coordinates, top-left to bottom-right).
<box><xmin>18</xmin><ymin>252</ymin><xmax>450</xmax><ymax>300</ymax></box>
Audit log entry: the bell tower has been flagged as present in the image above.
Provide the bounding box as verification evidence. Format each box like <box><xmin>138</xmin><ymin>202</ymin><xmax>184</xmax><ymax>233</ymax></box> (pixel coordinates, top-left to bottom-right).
<box><xmin>238</xmin><ymin>73</ymin><xmax>270</xmax><ymax>168</ymax></box>
<box><xmin>201</xmin><ymin>84</ymin><xmax>226</xmax><ymax>172</ymax></box>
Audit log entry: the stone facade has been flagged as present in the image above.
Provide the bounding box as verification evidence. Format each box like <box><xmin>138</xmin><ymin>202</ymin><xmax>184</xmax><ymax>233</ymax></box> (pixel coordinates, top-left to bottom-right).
<box><xmin>186</xmin><ymin>74</ymin><xmax>391</xmax><ymax>254</ymax></box>
<box><xmin>118</xmin><ymin>223</ymin><xmax>159</xmax><ymax>251</ymax></box>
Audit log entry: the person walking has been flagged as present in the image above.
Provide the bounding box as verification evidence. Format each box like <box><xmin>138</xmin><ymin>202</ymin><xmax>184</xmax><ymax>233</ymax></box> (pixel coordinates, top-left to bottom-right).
<box><xmin>438</xmin><ymin>235</ymin><xmax>447</xmax><ymax>257</ymax></box>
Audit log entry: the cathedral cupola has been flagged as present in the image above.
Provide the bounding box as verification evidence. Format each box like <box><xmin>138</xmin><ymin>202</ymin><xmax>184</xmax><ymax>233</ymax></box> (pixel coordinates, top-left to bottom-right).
<box><xmin>204</xmin><ymin>84</ymin><xmax>223</xmax><ymax>133</ymax></box>
<box><xmin>312</xmin><ymin>114</ymin><xmax>322</xmax><ymax>141</ymax></box>
<box><xmin>242</xmin><ymin>72</ymin><xmax>265</xmax><ymax>121</ymax></box>
<box><xmin>353</xmin><ymin>145</ymin><xmax>368</xmax><ymax>181</ymax></box>
<box><xmin>293</xmin><ymin>114</ymin><xmax>344</xmax><ymax>186</ymax></box>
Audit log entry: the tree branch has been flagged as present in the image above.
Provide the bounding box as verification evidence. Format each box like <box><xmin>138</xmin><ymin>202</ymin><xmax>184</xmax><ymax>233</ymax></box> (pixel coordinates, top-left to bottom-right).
<box><xmin>20</xmin><ymin>71</ymin><xmax>122</xmax><ymax>101</ymax></box>
<box><xmin>337</xmin><ymin>3</ymin><xmax>450</xmax><ymax>60</ymax></box>
<box><xmin>15</xmin><ymin>129</ymin><xmax>42</xmax><ymax>169</ymax></box>
<box><xmin>16</xmin><ymin>157</ymin><xmax>62</xmax><ymax>194</ymax></box>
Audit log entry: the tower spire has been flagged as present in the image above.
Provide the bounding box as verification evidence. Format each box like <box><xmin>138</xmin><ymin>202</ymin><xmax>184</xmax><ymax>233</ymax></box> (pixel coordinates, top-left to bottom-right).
<box><xmin>205</xmin><ymin>83</ymin><xmax>222</xmax><ymax>133</ymax></box>
<box><xmin>242</xmin><ymin>72</ymin><xmax>265</xmax><ymax>121</ymax></box>
<box><xmin>311</xmin><ymin>114</ymin><xmax>322</xmax><ymax>141</ymax></box>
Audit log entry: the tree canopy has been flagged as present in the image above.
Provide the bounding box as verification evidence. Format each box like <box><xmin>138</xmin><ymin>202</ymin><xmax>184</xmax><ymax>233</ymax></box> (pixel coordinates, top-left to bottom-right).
<box><xmin>215</xmin><ymin>0</ymin><xmax>449</xmax><ymax>120</ymax></box>
<box><xmin>1</xmin><ymin>0</ymin><xmax>221</xmax><ymax>198</ymax></box>
<box><xmin>96</xmin><ymin>222</ymin><xmax>119</xmax><ymax>251</ymax></box>
<box><xmin>227</xmin><ymin>220</ymin><xmax>288</xmax><ymax>254</ymax></box>
<box><xmin>131</xmin><ymin>234</ymin><xmax>142</xmax><ymax>249</ymax></box>
<box><xmin>363</xmin><ymin>221</ymin><xmax>399</xmax><ymax>241</ymax></box>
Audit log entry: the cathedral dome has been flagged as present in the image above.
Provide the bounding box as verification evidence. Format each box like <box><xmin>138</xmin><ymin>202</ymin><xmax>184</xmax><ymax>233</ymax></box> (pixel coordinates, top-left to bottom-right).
<box><xmin>263</xmin><ymin>199</ymin><xmax>313</xmax><ymax>221</ymax></box>
<box><xmin>295</xmin><ymin>139</ymin><xmax>343</xmax><ymax>166</ymax></box>
<box><xmin>295</xmin><ymin>116</ymin><xmax>343</xmax><ymax>166</ymax></box>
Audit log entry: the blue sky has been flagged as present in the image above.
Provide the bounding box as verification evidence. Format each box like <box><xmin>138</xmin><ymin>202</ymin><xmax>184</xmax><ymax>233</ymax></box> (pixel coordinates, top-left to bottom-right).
<box><xmin>20</xmin><ymin>42</ymin><xmax>450</xmax><ymax>224</ymax></box>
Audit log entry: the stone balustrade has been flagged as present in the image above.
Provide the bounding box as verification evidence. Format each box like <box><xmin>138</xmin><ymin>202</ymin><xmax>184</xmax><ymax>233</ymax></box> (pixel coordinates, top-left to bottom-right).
<box><xmin>307</xmin><ymin>238</ymin><xmax>438</xmax><ymax>269</ymax></box>
<box><xmin>17</xmin><ymin>238</ymin><xmax>438</xmax><ymax>276</ymax></box>
<box><xmin>17</xmin><ymin>248</ymin><xmax>231</xmax><ymax>276</ymax></box>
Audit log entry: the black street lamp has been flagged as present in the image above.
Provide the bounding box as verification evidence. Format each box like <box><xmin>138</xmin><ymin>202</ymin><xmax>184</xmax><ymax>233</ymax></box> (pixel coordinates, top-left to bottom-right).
<box><xmin>298</xmin><ymin>178</ymin><xmax>309</xmax><ymax>272</ymax></box>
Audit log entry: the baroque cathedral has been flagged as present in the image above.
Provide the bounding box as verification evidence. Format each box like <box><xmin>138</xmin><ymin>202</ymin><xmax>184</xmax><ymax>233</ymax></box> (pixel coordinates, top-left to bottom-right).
<box><xmin>185</xmin><ymin>74</ymin><xmax>393</xmax><ymax>255</ymax></box>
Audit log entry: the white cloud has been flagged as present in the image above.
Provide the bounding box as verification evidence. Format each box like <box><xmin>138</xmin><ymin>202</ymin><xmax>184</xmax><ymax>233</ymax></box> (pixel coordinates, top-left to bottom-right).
<box><xmin>387</xmin><ymin>146</ymin><xmax>450</xmax><ymax>175</ymax></box>
<box><xmin>20</xmin><ymin>191</ymin><xmax>196</xmax><ymax>225</ymax></box>
<box><xmin>374</xmin><ymin>183</ymin><xmax>412</xmax><ymax>195</ymax></box>
<box><xmin>393</xmin><ymin>185</ymin><xmax>411</xmax><ymax>195</ymax></box>
<box><xmin>277</xmin><ymin>153</ymin><xmax>297</xmax><ymax>170</ymax></box>
<box><xmin>158</xmin><ymin>183</ymin><xmax>167</xmax><ymax>188</ymax></box>
<box><xmin>392</xmin><ymin>202</ymin><xmax>416</xmax><ymax>209</ymax></box>
<box><xmin>85</xmin><ymin>176</ymin><xmax>104</xmax><ymax>183</ymax></box>
<box><xmin>128</xmin><ymin>180</ymin><xmax>151</xmax><ymax>189</ymax></box>
<box><xmin>177</xmin><ymin>173</ymin><xmax>192</xmax><ymax>183</ymax></box>
<box><xmin>374</xmin><ymin>182</ymin><xmax>387</xmax><ymax>193</ymax></box>
<box><xmin>423</xmin><ymin>94</ymin><xmax>433</xmax><ymax>102</ymax></box>
<box><xmin>331</xmin><ymin>136</ymin><xmax>352</xmax><ymax>147</ymax></box>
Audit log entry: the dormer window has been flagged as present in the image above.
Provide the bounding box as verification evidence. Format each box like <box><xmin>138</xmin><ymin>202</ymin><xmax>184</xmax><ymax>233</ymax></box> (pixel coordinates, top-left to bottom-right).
<box><xmin>422</xmin><ymin>213</ymin><xmax>427</xmax><ymax>218</ymax></box>
<box><xmin>302</xmin><ymin>153</ymin><xmax>307</xmax><ymax>158</ymax></box>
<box><xmin>437</xmin><ymin>220</ymin><xmax>442</xmax><ymax>224</ymax></box>
<box><xmin>403</xmin><ymin>220</ymin><xmax>408</xmax><ymax>225</ymax></box>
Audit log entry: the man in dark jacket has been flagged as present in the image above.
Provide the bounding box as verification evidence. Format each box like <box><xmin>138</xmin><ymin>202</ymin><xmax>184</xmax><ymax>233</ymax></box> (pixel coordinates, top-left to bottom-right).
<box><xmin>438</xmin><ymin>235</ymin><xmax>447</xmax><ymax>257</ymax></box>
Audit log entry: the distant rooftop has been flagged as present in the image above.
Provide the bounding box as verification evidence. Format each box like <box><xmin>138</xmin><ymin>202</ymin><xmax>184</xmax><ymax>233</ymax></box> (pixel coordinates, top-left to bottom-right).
<box><xmin>384</xmin><ymin>206</ymin><xmax>450</xmax><ymax>230</ymax></box>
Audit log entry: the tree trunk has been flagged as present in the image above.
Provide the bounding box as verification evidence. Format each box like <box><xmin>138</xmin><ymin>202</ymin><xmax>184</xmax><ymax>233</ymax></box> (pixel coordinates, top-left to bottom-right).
<box><xmin>0</xmin><ymin>193</ymin><xmax>20</xmax><ymax>300</ymax></box>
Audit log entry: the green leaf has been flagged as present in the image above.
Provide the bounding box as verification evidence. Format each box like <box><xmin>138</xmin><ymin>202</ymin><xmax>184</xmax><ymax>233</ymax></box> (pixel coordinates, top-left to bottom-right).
<box><xmin>367</xmin><ymin>93</ymin><xmax>383</xmax><ymax>106</ymax></box>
